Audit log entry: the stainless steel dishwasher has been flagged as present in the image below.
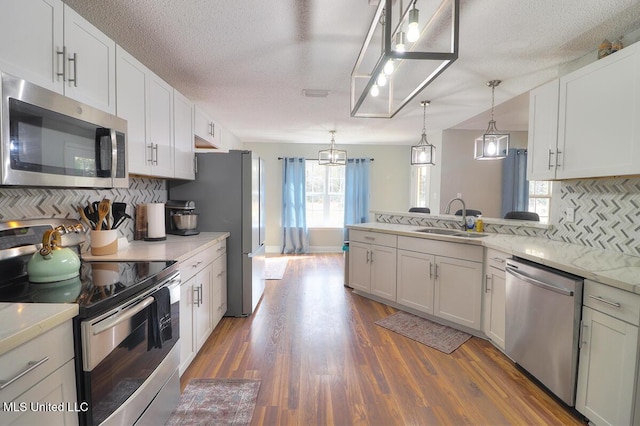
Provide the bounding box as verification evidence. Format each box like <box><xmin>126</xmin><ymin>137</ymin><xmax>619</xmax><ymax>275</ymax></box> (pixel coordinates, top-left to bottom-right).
<box><xmin>505</xmin><ymin>258</ymin><xmax>583</xmax><ymax>407</ymax></box>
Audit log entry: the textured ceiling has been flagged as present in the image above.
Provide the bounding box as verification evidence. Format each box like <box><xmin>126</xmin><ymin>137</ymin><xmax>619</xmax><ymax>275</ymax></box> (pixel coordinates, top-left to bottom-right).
<box><xmin>64</xmin><ymin>0</ymin><xmax>640</xmax><ymax>146</ymax></box>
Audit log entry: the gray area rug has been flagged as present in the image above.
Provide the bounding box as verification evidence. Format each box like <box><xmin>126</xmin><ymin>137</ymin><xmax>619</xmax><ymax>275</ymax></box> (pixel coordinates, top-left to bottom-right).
<box><xmin>265</xmin><ymin>257</ymin><xmax>289</xmax><ymax>280</ymax></box>
<box><xmin>166</xmin><ymin>379</ymin><xmax>261</xmax><ymax>426</ymax></box>
<box><xmin>375</xmin><ymin>311</ymin><xmax>471</xmax><ymax>354</ymax></box>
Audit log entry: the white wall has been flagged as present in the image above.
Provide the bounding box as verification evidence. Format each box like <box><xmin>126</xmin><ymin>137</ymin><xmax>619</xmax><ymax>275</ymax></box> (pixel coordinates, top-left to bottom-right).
<box><xmin>435</xmin><ymin>130</ymin><xmax>528</xmax><ymax>218</ymax></box>
<box><xmin>244</xmin><ymin>142</ymin><xmax>411</xmax><ymax>252</ymax></box>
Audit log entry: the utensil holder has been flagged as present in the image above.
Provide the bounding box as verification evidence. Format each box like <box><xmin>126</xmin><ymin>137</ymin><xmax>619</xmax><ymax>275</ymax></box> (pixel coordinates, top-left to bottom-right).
<box><xmin>91</xmin><ymin>230</ymin><xmax>118</xmax><ymax>255</ymax></box>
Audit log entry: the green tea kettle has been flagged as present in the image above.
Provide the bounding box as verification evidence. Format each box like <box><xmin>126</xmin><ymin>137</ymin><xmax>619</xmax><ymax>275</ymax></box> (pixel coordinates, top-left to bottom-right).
<box><xmin>28</xmin><ymin>229</ymin><xmax>81</xmax><ymax>283</ymax></box>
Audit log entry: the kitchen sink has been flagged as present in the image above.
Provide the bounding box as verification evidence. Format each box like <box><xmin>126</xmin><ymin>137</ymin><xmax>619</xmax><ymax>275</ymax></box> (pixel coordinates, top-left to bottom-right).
<box><xmin>415</xmin><ymin>228</ymin><xmax>488</xmax><ymax>238</ymax></box>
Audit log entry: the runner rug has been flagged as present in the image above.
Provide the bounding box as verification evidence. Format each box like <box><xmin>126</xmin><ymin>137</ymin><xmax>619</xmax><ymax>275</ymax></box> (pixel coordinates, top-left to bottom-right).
<box><xmin>166</xmin><ymin>379</ymin><xmax>261</xmax><ymax>426</ymax></box>
<box><xmin>375</xmin><ymin>311</ymin><xmax>471</xmax><ymax>354</ymax></box>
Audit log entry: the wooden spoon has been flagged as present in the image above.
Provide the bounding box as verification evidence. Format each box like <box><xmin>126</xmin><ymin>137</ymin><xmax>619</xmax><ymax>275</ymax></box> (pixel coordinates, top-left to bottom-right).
<box><xmin>97</xmin><ymin>199</ymin><xmax>110</xmax><ymax>230</ymax></box>
<box><xmin>77</xmin><ymin>205</ymin><xmax>93</xmax><ymax>230</ymax></box>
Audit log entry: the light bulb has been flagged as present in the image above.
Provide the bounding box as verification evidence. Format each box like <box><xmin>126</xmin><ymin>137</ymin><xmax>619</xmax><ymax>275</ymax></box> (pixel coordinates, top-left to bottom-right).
<box><xmin>370</xmin><ymin>84</ymin><xmax>380</xmax><ymax>97</ymax></box>
<box><xmin>395</xmin><ymin>31</ymin><xmax>406</xmax><ymax>52</ymax></box>
<box><xmin>487</xmin><ymin>141</ymin><xmax>497</xmax><ymax>156</ymax></box>
<box><xmin>407</xmin><ymin>8</ymin><xmax>420</xmax><ymax>42</ymax></box>
<box><xmin>418</xmin><ymin>151</ymin><xmax>427</xmax><ymax>162</ymax></box>
<box><xmin>384</xmin><ymin>60</ymin><xmax>394</xmax><ymax>75</ymax></box>
<box><xmin>376</xmin><ymin>73</ymin><xmax>387</xmax><ymax>87</ymax></box>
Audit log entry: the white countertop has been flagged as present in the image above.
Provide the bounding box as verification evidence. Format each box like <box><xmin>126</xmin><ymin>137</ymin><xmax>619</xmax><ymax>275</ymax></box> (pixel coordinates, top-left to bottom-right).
<box><xmin>0</xmin><ymin>232</ymin><xmax>228</xmax><ymax>357</ymax></box>
<box><xmin>81</xmin><ymin>232</ymin><xmax>230</xmax><ymax>263</ymax></box>
<box><xmin>348</xmin><ymin>222</ymin><xmax>640</xmax><ymax>294</ymax></box>
<box><xmin>0</xmin><ymin>303</ymin><xmax>78</xmax><ymax>356</ymax></box>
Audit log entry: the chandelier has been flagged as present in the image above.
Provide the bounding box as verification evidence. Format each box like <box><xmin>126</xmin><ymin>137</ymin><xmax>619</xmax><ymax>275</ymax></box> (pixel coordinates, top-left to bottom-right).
<box><xmin>350</xmin><ymin>0</ymin><xmax>459</xmax><ymax>118</ymax></box>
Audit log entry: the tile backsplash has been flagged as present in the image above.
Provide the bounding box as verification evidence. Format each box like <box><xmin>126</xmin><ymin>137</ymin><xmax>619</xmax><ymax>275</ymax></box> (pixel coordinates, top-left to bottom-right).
<box><xmin>551</xmin><ymin>177</ymin><xmax>640</xmax><ymax>257</ymax></box>
<box><xmin>377</xmin><ymin>176</ymin><xmax>640</xmax><ymax>258</ymax></box>
<box><xmin>0</xmin><ymin>177</ymin><xmax>167</xmax><ymax>241</ymax></box>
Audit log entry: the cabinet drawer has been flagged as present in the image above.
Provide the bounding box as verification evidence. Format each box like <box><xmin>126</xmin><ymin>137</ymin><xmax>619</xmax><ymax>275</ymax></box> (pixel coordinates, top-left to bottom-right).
<box><xmin>0</xmin><ymin>321</ymin><xmax>74</xmax><ymax>404</ymax></box>
<box><xmin>350</xmin><ymin>230</ymin><xmax>397</xmax><ymax>247</ymax></box>
<box><xmin>398</xmin><ymin>236</ymin><xmax>483</xmax><ymax>263</ymax></box>
<box><xmin>212</xmin><ymin>239</ymin><xmax>227</xmax><ymax>259</ymax></box>
<box><xmin>180</xmin><ymin>246</ymin><xmax>216</xmax><ymax>282</ymax></box>
<box><xmin>485</xmin><ymin>248</ymin><xmax>510</xmax><ymax>271</ymax></box>
<box><xmin>584</xmin><ymin>280</ymin><xmax>640</xmax><ymax>325</ymax></box>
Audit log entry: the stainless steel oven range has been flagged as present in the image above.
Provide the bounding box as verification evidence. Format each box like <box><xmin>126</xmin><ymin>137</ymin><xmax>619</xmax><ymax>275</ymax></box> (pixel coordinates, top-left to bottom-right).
<box><xmin>0</xmin><ymin>219</ymin><xmax>181</xmax><ymax>425</ymax></box>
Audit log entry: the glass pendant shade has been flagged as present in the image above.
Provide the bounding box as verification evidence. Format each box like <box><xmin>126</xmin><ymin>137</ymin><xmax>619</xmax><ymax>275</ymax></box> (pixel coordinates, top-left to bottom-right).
<box><xmin>411</xmin><ymin>133</ymin><xmax>435</xmax><ymax>165</ymax></box>
<box><xmin>318</xmin><ymin>131</ymin><xmax>347</xmax><ymax>165</ymax></box>
<box><xmin>474</xmin><ymin>123</ymin><xmax>509</xmax><ymax>160</ymax></box>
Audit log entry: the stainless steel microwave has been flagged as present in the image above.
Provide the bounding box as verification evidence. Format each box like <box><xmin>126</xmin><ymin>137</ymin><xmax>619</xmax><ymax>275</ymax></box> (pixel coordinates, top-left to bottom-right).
<box><xmin>0</xmin><ymin>73</ymin><xmax>128</xmax><ymax>188</ymax></box>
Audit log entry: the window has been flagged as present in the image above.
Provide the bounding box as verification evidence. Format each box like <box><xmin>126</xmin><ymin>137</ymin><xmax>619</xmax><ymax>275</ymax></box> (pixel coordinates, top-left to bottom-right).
<box><xmin>410</xmin><ymin>165</ymin><xmax>430</xmax><ymax>208</ymax></box>
<box><xmin>528</xmin><ymin>181</ymin><xmax>552</xmax><ymax>223</ymax></box>
<box><xmin>305</xmin><ymin>162</ymin><xmax>345</xmax><ymax>227</ymax></box>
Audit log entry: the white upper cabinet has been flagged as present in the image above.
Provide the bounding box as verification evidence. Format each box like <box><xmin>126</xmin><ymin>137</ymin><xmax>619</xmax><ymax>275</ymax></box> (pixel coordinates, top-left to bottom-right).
<box><xmin>0</xmin><ymin>0</ymin><xmax>63</xmax><ymax>92</ymax></box>
<box><xmin>194</xmin><ymin>105</ymin><xmax>221</xmax><ymax>149</ymax></box>
<box><xmin>527</xmin><ymin>79</ymin><xmax>559</xmax><ymax>181</ymax></box>
<box><xmin>116</xmin><ymin>46</ymin><xmax>174</xmax><ymax>178</ymax></box>
<box><xmin>0</xmin><ymin>1</ymin><xmax>116</xmax><ymax>114</ymax></box>
<box><xmin>557</xmin><ymin>42</ymin><xmax>640</xmax><ymax>179</ymax></box>
<box><xmin>62</xmin><ymin>5</ymin><xmax>116</xmax><ymax>114</ymax></box>
<box><xmin>173</xmin><ymin>89</ymin><xmax>195</xmax><ymax>180</ymax></box>
<box><xmin>528</xmin><ymin>42</ymin><xmax>640</xmax><ymax>180</ymax></box>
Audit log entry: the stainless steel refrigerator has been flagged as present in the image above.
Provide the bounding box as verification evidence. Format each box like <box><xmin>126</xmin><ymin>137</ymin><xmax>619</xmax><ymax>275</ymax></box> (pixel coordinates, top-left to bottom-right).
<box><xmin>169</xmin><ymin>150</ymin><xmax>265</xmax><ymax>316</ymax></box>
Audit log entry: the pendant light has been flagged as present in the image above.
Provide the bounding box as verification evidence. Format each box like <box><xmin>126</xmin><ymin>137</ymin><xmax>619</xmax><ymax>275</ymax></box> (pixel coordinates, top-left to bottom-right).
<box><xmin>474</xmin><ymin>80</ymin><xmax>509</xmax><ymax>160</ymax></box>
<box><xmin>411</xmin><ymin>100</ymin><xmax>435</xmax><ymax>165</ymax></box>
<box><xmin>318</xmin><ymin>130</ymin><xmax>347</xmax><ymax>165</ymax></box>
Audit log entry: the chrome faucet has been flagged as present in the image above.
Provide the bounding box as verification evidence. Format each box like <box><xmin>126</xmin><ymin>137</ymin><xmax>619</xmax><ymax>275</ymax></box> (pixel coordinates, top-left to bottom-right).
<box><xmin>444</xmin><ymin>197</ymin><xmax>466</xmax><ymax>230</ymax></box>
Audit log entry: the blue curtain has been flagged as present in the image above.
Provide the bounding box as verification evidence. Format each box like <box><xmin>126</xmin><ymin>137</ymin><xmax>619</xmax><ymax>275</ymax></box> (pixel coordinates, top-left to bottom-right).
<box><xmin>344</xmin><ymin>158</ymin><xmax>371</xmax><ymax>240</ymax></box>
<box><xmin>282</xmin><ymin>157</ymin><xmax>309</xmax><ymax>253</ymax></box>
<box><xmin>501</xmin><ymin>148</ymin><xmax>529</xmax><ymax>217</ymax></box>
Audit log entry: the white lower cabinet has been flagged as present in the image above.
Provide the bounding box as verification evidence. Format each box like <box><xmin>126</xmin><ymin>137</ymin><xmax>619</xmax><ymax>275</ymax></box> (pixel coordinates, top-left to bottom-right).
<box><xmin>396</xmin><ymin>249</ymin><xmax>435</xmax><ymax>314</ymax></box>
<box><xmin>0</xmin><ymin>321</ymin><xmax>77</xmax><ymax>426</ymax></box>
<box><xmin>179</xmin><ymin>239</ymin><xmax>228</xmax><ymax>375</ymax></box>
<box><xmin>576</xmin><ymin>280</ymin><xmax>640</xmax><ymax>426</ymax></box>
<box><xmin>482</xmin><ymin>248</ymin><xmax>509</xmax><ymax>350</ymax></box>
<box><xmin>348</xmin><ymin>231</ymin><xmax>397</xmax><ymax>301</ymax></box>
<box><xmin>433</xmin><ymin>256</ymin><xmax>483</xmax><ymax>330</ymax></box>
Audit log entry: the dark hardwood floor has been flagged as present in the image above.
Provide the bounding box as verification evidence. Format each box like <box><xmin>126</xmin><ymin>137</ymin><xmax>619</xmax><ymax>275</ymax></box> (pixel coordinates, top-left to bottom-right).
<box><xmin>180</xmin><ymin>253</ymin><xmax>585</xmax><ymax>425</ymax></box>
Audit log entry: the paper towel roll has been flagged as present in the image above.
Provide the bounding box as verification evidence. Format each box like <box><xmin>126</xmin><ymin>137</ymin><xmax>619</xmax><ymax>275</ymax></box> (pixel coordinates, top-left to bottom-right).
<box><xmin>146</xmin><ymin>203</ymin><xmax>166</xmax><ymax>240</ymax></box>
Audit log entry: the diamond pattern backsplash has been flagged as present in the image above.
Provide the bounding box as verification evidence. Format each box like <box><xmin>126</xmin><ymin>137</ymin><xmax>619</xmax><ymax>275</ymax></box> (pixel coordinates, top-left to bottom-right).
<box><xmin>551</xmin><ymin>177</ymin><xmax>640</xmax><ymax>257</ymax></box>
<box><xmin>0</xmin><ymin>177</ymin><xmax>167</xmax><ymax>241</ymax></box>
<box><xmin>377</xmin><ymin>176</ymin><xmax>640</xmax><ymax>257</ymax></box>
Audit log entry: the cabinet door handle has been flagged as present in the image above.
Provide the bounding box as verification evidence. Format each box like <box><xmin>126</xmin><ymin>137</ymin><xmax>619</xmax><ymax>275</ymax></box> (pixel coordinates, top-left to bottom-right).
<box><xmin>364</xmin><ymin>236</ymin><xmax>375</xmax><ymax>241</ymax></box>
<box><xmin>555</xmin><ymin>149</ymin><xmax>562</xmax><ymax>168</ymax></box>
<box><xmin>0</xmin><ymin>357</ymin><xmax>49</xmax><ymax>390</ymax></box>
<box><xmin>429</xmin><ymin>262</ymin><xmax>433</xmax><ymax>279</ymax></box>
<box><xmin>193</xmin><ymin>285</ymin><xmax>201</xmax><ymax>307</ymax></box>
<box><xmin>547</xmin><ymin>148</ymin><xmax>554</xmax><ymax>170</ymax></box>
<box><xmin>434</xmin><ymin>264</ymin><xmax>439</xmax><ymax>279</ymax></box>
<box><xmin>485</xmin><ymin>275</ymin><xmax>492</xmax><ymax>293</ymax></box>
<box><xmin>370</xmin><ymin>251</ymin><xmax>374</xmax><ymax>263</ymax></box>
<box><xmin>209</xmin><ymin>122</ymin><xmax>215</xmax><ymax>137</ymax></box>
<box><xmin>490</xmin><ymin>257</ymin><xmax>505</xmax><ymax>264</ymax></box>
<box><xmin>579</xmin><ymin>320</ymin><xmax>588</xmax><ymax>349</ymax></box>
<box><xmin>366</xmin><ymin>251</ymin><xmax>370</xmax><ymax>263</ymax></box>
<box><xmin>153</xmin><ymin>143</ymin><xmax>159</xmax><ymax>165</ymax></box>
<box><xmin>588</xmin><ymin>294</ymin><xmax>621</xmax><ymax>308</ymax></box>
<box><xmin>68</xmin><ymin>52</ymin><xmax>78</xmax><ymax>87</ymax></box>
<box><xmin>191</xmin><ymin>261</ymin><xmax>203</xmax><ymax>268</ymax></box>
<box><xmin>56</xmin><ymin>47</ymin><xmax>66</xmax><ymax>81</ymax></box>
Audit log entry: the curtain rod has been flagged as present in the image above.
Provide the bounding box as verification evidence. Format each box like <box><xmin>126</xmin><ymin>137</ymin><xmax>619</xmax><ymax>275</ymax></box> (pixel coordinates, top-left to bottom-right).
<box><xmin>277</xmin><ymin>157</ymin><xmax>374</xmax><ymax>161</ymax></box>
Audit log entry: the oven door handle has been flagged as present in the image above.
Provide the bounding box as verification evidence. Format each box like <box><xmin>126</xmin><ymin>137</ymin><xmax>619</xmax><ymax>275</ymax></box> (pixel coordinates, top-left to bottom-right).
<box><xmin>92</xmin><ymin>296</ymin><xmax>155</xmax><ymax>336</ymax></box>
<box><xmin>506</xmin><ymin>266</ymin><xmax>574</xmax><ymax>296</ymax></box>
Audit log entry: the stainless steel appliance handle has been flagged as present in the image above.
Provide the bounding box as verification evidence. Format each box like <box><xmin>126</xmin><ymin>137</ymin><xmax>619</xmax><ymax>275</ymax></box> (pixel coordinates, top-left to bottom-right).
<box><xmin>0</xmin><ymin>357</ymin><xmax>49</xmax><ymax>390</ymax></box>
<box><xmin>588</xmin><ymin>294</ymin><xmax>621</xmax><ymax>308</ymax></box>
<box><xmin>506</xmin><ymin>266</ymin><xmax>574</xmax><ymax>296</ymax></box>
<box><xmin>110</xmin><ymin>129</ymin><xmax>118</xmax><ymax>179</ymax></box>
<box><xmin>92</xmin><ymin>296</ymin><xmax>155</xmax><ymax>335</ymax></box>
